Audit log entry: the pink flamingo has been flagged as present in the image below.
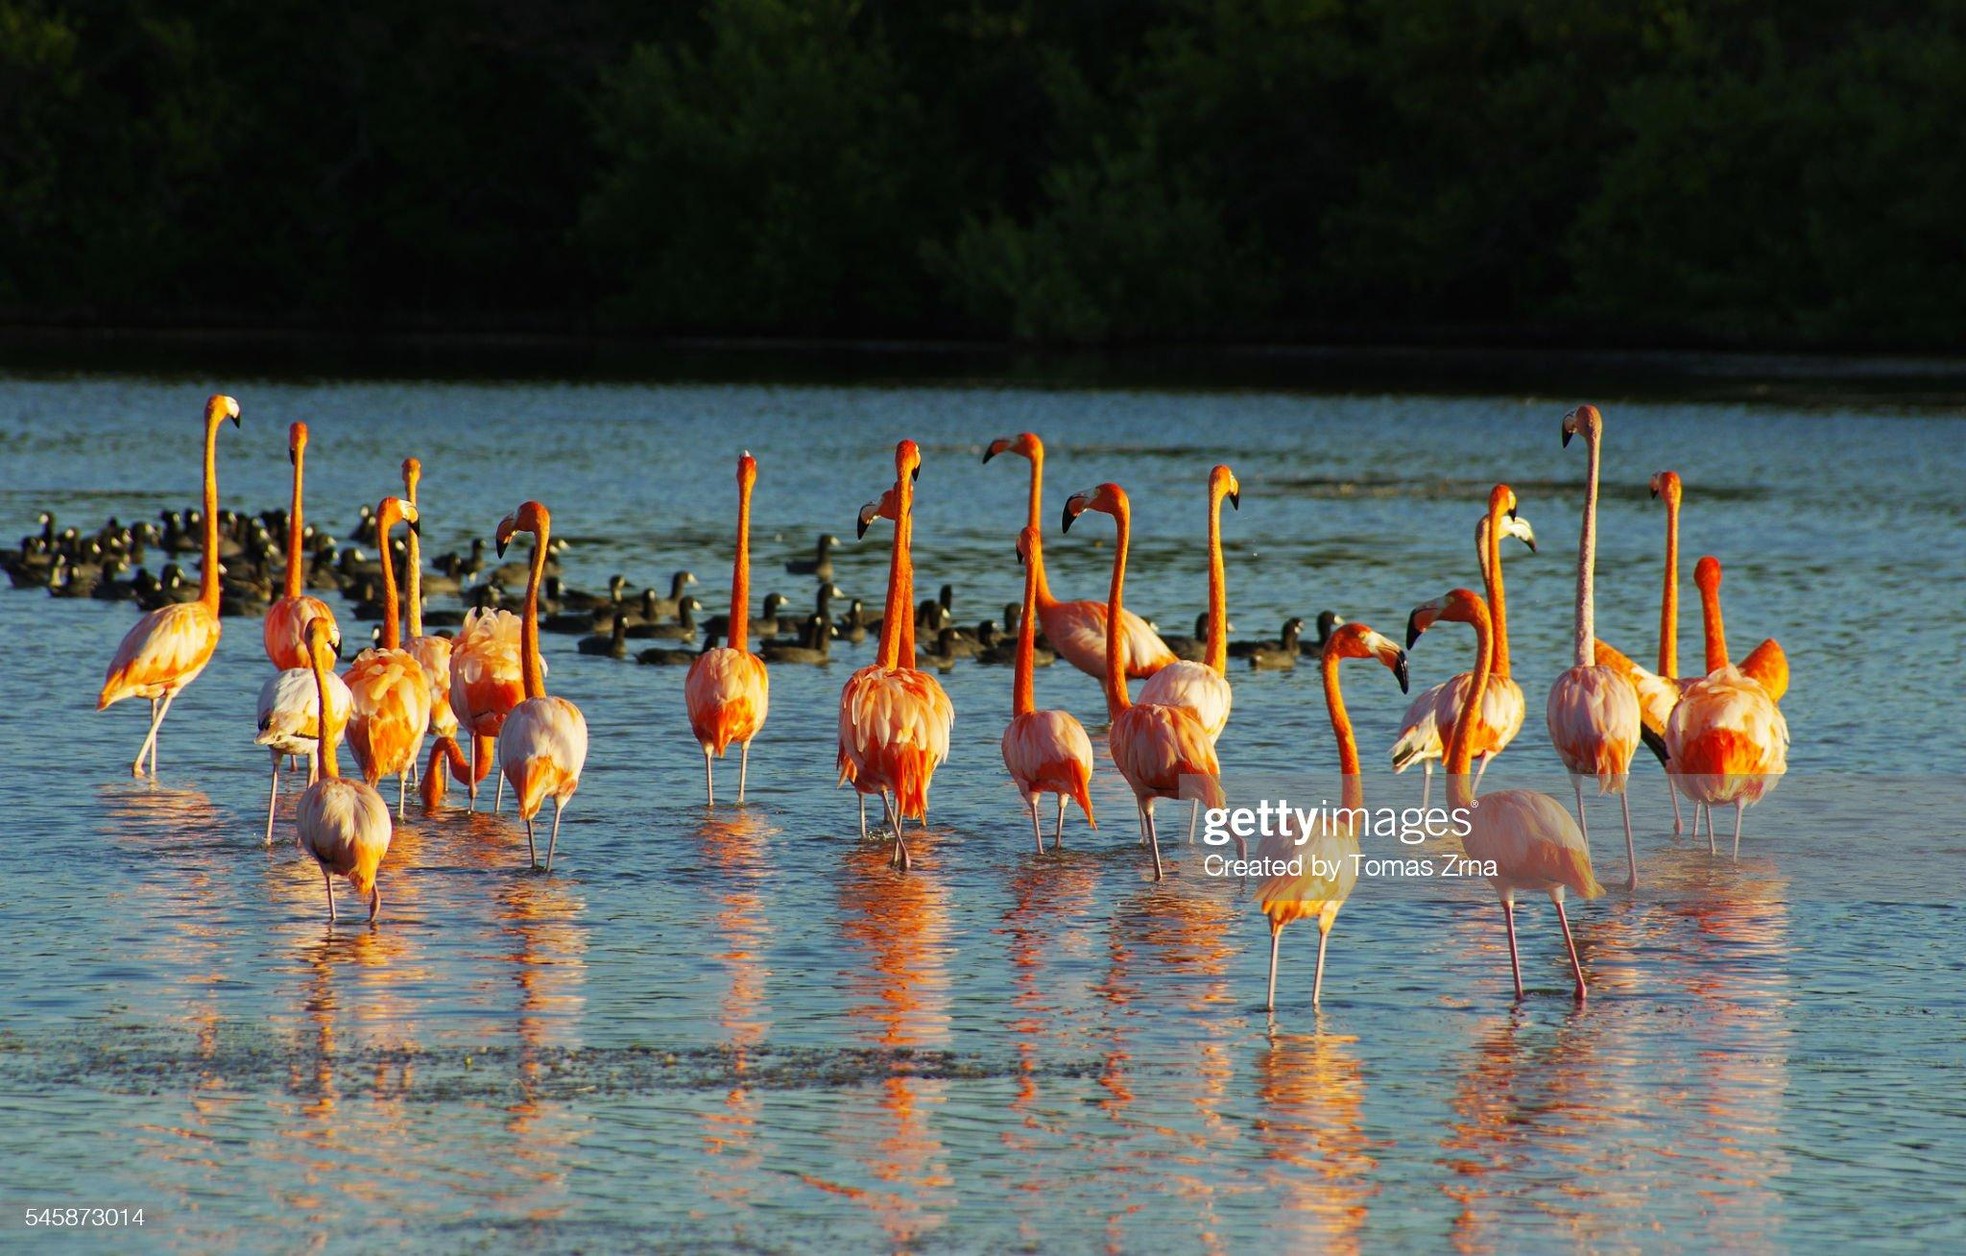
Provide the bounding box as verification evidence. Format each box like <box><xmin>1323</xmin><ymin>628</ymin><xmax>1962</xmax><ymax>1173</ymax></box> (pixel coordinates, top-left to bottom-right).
<box><xmin>686</xmin><ymin>452</ymin><xmax>771</xmax><ymax>804</ymax></box>
<box><xmin>261</xmin><ymin>421</ymin><xmax>338</xmax><ymax>671</ymax></box>
<box><xmin>1545</xmin><ymin>405</ymin><xmax>1642</xmax><ymax>889</ymax></box>
<box><xmin>294</xmin><ymin>618</ymin><xmax>393</xmax><ymax>923</ymax></box>
<box><xmin>341</xmin><ymin>497</ymin><xmax>430</xmax><ymax>816</ymax></box>
<box><xmin>1258</xmin><ymin>622</ymin><xmax>1408</xmax><ymax>1010</ymax></box>
<box><xmin>1409</xmin><ymin>588</ymin><xmax>1603</xmax><ymax>1001</ymax></box>
<box><xmin>983</xmin><ymin>432</ymin><xmax>1175</xmax><ymax>679</ymax></box>
<box><xmin>494</xmin><ymin>501</ymin><xmax>590</xmax><ymax>871</ymax></box>
<box><xmin>1062</xmin><ymin>482</ymin><xmax>1225</xmax><ymax>881</ymax></box>
<box><xmin>1000</xmin><ymin>526</ymin><xmax>1096</xmax><ymax>852</ymax></box>
<box><xmin>399</xmin><ymin>457</ymin><xmax>463</xmax><ymax>800</ymax></box>
<box><xmin>254</xmin><ymin>643</ymin><xmax>353</xmax><ymax>843</ymax></box>
<box><xmin>99</xmin><ymin>394</ymin><xmax>239</xmax><ymax>778</ymax></box>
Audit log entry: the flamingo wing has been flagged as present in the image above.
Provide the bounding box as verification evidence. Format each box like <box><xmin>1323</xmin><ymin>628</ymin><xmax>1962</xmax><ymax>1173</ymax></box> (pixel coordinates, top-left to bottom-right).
<box><xmin>1137</xmin><ymin>660</ymin><xmax>1232</xmax><ymax>740</ymax></box>
<box><xmin>686</xmin><ymin>646</ymin><xmax>771</xmax><ymax>755</ymax></box>
<box><xmin>100</xmin><ymin>602</ymin><xmax>220</xmax><ymax>707</ymax></box>
<box><xmin>1546</xmin><ymin>664</ymin><xmax>1642</xmax><ymax>789</ymax></box>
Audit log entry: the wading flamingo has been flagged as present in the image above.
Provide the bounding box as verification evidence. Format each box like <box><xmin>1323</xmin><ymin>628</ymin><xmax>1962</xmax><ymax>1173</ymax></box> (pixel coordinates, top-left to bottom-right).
<box><xmin>399</xmin><ymin>457</ymin><xmax>464</xmax><ymax>804</ymax></box>
<box><xmin>254</xmin><ymin>640</ymin><xmax>354</xmax><ymax>843</ymax></box>
<box><xmin>449</xmin><ymin>604</ymin><xmax>527</xmax><ymax>812</ymax></box>
<box><xmin>838</xmin><ymin>442</ymin><xmax>954</xmax><ymax>869</ymax></box>
<box><xmin>1258</xmin><ymin>622</ymin><xmax>1408</xmax><ymax>1010</ymax></box>
<box><xmin>262</xmin><ymin>421</ymin><xmax>338</xmax><ymax>670</ymax></box>
<box><xmin>1000</xmin><ymin>526</ymin><xmax>1096</xmax><ymax>852</ymax></box>
<box><xmin>295</xmin><ymin>618</ymin><xmax>393</xmax><ymax>923</ymax></box>
<box><xmin>1062</xmin><ymin>482</ymin><xmax>1225</xmax><ymax>882</ymax></box>
<box><xmin>1392</xmin><ymin>488</ymin><xmax>1535</xmax><ymax>803</ymax></box>
<box><xmin>1546</xmin><ymin>405</ymin><xmax>1642</xmax><ymax>889</ymax></box>
<box><xmin>1137</xmin><ymin>464</ymin><xmax>1239</xmax><ymax>840</ymax></box>
<box><xmin>983</xmin><ymin>432</ymin><xmax>1175</xmax><ymax>680</ymax></box>
<box><xmin>686</xmin><ymin>452</ymin><xmax>771</xmax><ymax>804</ymax></box>
<box><xmin>495</xmin><ymin>501</ymin><xmax>589</xmax><ymax>871</ymax></box>
<box><xmin>1409</xmin><ymin>588</ymin><xmax>1603</xmax><ymax>1001</ymax></box>
<box><xmin>99</xmin><ymin>394</ymin><xmax>239</xmax><ymax>777</ymax></box>
<box><xmin>341</xmin><ymin>497</ymin><xmax>431</xmax><ymax>816</ymax></box>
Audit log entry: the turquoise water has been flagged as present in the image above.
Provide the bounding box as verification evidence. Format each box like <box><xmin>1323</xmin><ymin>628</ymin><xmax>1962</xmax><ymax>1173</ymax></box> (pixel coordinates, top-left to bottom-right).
<box><xmin>0</xmin><ymin>377</ymin><xmax>1961</xmax><ymax>1251</ymax></box>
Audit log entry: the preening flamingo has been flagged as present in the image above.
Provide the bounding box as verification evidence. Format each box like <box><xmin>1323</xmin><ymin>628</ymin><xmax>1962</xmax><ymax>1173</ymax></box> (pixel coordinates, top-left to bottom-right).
<box><xmin>1409</xmin><ymin>588</ymin><xmax>1603</xmax><ymax>1001</ymax></box>
<box><xmin>1137</xmin><ymin>463</ymin><xmax>1238</xmax><ymax>840</ymax></box>
<box><xmin>1258</xmin><ymin>622</ymin><xmax>1408</xmax><ymax>1010</ymax></box>
<box><xmin>99</xmin><ymin>394</ymin><xmax>239</xmax><ymax>778</ymax></box>
<box><xmin>341</xmin><ymin>497</ymin><xmax>431</xmax><ymax>816</ymax></box>
<box><xmin>494</xmin><ymin>501</ymin><xmax>590</xmax><ymax>871</ymax></box>
<box><xmin>449</xmin><ymin>604</ymin><xmax>527</xmax><ymax>811</ymax></box>
<box><xmin>255</xmin><ymin>642</ymin><xmax>354</xmax><ymax>843</ymax></box>
<box><xmin>837</xmin><ymin>441</ymin><xmax>954</xmax><ymax>870</ymax></box>
<box><xmin>1392</xmin><ymin>488</ymin><xmax>1536</xmax><ymax>802</ymax></box>
<box><xmin>399</xmin><ymin>457</ymin><xmax>464</xmax><ymax>806</ymax></box>
<box><xmin>1062</xmin><ymin>482</ymin><xmax>1225</xmax><ymax>882</ymax></box>
<box><xmin>983</xmin><ymin>432</ymin><xmax>1175</xmax><ymax>680</ymax></box>
<box><xmin>294</xmin><ymin>618</ymin><xmax>393</xmax><ymax>923</ymax></box>
<box><xmin>686</xmin><ymin>452</ymin><xmax>771</xmax><ymax>805</ymax></box>
<box><xmin>1545</xmin><ymin>405</ymin><xmax>1643</xmax><ymax>889</ymax></box>
<box><xmin>1000</xmin><ymin>526</ymin><xmax>1096</xmax><ymax>853</ymax></box>
<box><xmin>261</xmin><ymin>421</ymin><xmax>338</xmax><ymax>671</ymax></box>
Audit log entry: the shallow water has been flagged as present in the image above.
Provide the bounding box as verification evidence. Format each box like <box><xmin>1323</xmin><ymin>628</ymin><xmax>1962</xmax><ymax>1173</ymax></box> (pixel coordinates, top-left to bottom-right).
<box><xmin>1</xmin><ymin>377</ymin><xmax>1962</xmax><ymax>1251</ymax></box>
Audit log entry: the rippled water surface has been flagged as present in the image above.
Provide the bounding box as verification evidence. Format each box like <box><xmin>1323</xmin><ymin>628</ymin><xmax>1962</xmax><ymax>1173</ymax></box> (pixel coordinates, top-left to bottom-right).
<box><xmin>2</xmin><ymin>377</ymin><xmax>1962</xmax><ymax>1251</ymax></box>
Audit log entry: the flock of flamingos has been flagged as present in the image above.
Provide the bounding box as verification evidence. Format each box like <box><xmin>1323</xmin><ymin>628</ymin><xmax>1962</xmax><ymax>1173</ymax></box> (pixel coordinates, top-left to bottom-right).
<box><xmin>87</xmin><ymin>395</ymin><xmax>1791</xmax><ymax>1012</ymax></box>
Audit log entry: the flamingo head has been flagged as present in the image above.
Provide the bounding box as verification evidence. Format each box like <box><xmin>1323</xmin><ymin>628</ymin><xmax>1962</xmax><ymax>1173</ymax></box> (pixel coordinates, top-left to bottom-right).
<box><xmin>1210</xmin><ymin>463</ymin><xmax>1241</xmax><ymax>510</ymax></box>
<box><xmin>1406</xmin><ymin>587</ymin><xmax>1488</xmax><ymax>649</ymax></box>
<box><xmin>1650</xmin><ymin>470</ymin><xmax>1682</xmax><ymax>507</ymax></box>
<box><xmin>494</xmin><ymin>500</ymin><xmax>549</xmax><ymax>558</ymax></box>
<box><xmin>1015</xmin><ymin>524</ymin><xmax>1043</xmax><ymax>567</ymax></box>
<box><xmin>895</xmin><ymin>439</ymin><xmax>921</xmax><ymax>483</ymax></box>
<box><xmin>1501</xmin><ymin>512</ymin><xmax>1537</xmax><ymax>554</ymax></box>
<box><xmin>1561</xmin><ymin>403</ymin><xmax>1602</xmax><ymax>447</ymax></box>
<box><xmin>1694</xmin><ymin>554</ymin><xmax>1722</xmax><ymax>594</ymax></box>
<box><xmin>737</xmin><ymin>450</ymin><xmax>757</xmax><ymax>491</ymax></box>
<box><xmin>287</xmin><ymin>421</ymin><xmax>307</xmax><ymax>464</ymax></box>
<box><xmin>1323</xmin><ymin>622</ymin><xmax>1409</xmax><ymax>692</ymax></box>
<box><xmin>856</xmin><ymin>486</ymin><xmax>900</xmax><ymax>539</ymax></box>
<box><xmin>1061</xmin><ymin>482</ymin><xmax>1126</xmax><ymax>533</ymax></box>
<box><xmin>401</xmin><ymin>456</ymin><xmax>421</xmax><ymax>500</ymax></box>
<box><xmin>982</xmin><ymin>432</ymin><xmax>1041</xmax><ymax>465</ymax></box>
<box><xmin>304</xmin><ymin>615</ymin><xmax>341</xmax><ymax>666</ymax></box>
<box><xmin>206</xmin><ymin>394</ymin><xmax>241</xmax><ymax>429</ymax></box>
<box><xmin>376</xmin><ymin>496</ymin><xmax>420</xmax><ymax>539</ymax></box>
<box><xmin>1488</xmin><ymin>483</ymin><xmax>1519</xmax><ymax>522</ymax></box>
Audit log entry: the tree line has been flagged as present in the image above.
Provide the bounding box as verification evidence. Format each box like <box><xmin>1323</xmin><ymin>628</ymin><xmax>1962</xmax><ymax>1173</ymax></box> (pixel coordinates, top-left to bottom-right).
<box><xmin>3</xmin><ymin>0</ymin><xmax>1960</xmax><ymax>347</ymax></box>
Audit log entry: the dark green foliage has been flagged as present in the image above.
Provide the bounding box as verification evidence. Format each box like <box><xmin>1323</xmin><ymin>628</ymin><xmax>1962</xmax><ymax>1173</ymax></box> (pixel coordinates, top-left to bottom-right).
<box><xmin>1</xmin><ymin>0</ymin><xmax>1960</xmax><ymax>345</ymax></box>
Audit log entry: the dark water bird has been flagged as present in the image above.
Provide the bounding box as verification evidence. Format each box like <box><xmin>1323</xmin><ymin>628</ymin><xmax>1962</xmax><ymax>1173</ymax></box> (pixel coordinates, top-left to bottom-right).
<box><xmin>434</xmin><ymin>538</ymin><xmax>485</xmax><ymax>581</ymax></box>
<box><xmin>1163</xmin><ymin>611</ymin><xmax>1236</xmax><ymax>664</ymax></box>
<box><xmin>558</xmin><ymin>573</ymin><xmax>628</xmax><ymax>614</ymax></box>
<box><xmin>761</xmin><ymin>613</ymin><xmax>834</xmax><ymax>665</ymax></box>
<box><xmin>785</xmin><ymin>533</ymin><xmax>840</xmax><ymax>581</ymax></box>
<box><xmin>134</xmin><ymin>563</ymin><xmax>197</xmax><ymax>611</ymax></box>
<box><xmin>637</xmin><ymin>595</ymin><xmax>705</xmax><ymax>641</ymax></box>
<box><xmin>637</xmin><ymin>628</ymin><xmax>723</xmax><ymax>667</ymax></box>
<box><xmin>1244</xmin><ymin>618</ymin><xmax>1307</xmax><ymax>670</ymax></box>
<box><xmin>836</xmin><ymin>598</ymin><xmax>870</xmax><ymax>645</ymax></box>
<box><xmin>646</xmin><ymin>570</ymin><xmax>697</xmax><ymax>618</ymax></box>
<box><xmin>578</xmin><ymin>614</ymin><xmax>629</xmax><ymax>659</ymax></box>
<box><xmin>918</xmin><ymin>625</ymin><xmax>964</xmax><ymax>673</ymax></box>
<box><xmin>1300</xmin><ymin>609</ymin><xmax>1346</xmax><ymax>655</ymax></box>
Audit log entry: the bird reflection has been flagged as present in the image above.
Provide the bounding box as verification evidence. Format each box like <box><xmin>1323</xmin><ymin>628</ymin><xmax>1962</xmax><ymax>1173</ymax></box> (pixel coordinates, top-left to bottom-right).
<box><xmin>1002</xmin><ymin>853</ymin><xmax>1098</xmax><ymax>1122</ymax></box>
<box><xmin>1255</xmin><ymin>1021</ymin><xmax>1378</xmax><ymax>1250</ymax></box>
<box><xmin>694</xmin><ymin>809</ymin><xmax>776</xmax><ymax>1205</ymax></box>
<box><xmin>493</xmin><ymin>870</ymin><xmax>588</xmax><ymax>1216</ymax></box>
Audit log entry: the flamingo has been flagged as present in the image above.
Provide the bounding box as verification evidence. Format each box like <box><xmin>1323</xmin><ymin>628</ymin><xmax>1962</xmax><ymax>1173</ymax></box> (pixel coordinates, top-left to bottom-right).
<box><xmin>1136</xmin><ymin>464</ymin><xmax>1238</xmax><ymax>841</ymax></box>
<box><xmin>1000</xmin><ymin>526</ymin><xmax>1096</xmax><ymax>853</ymax></box>
<box><xmin>341</xmin><ymin>497</ymin><xmax>431</xmax><ymax>816</ymax></box>
<box><xmin>494</xmin><ymin>501</ymin><xmax>590</xmax><ymax>871</ymax></box>
<box><xmin>294</xmin><ymin>618</ymin><xmax>393</xmax><ymax>923</ymax></box>
<box><xmin>254</xmin><ymin>643</ymin><xmax>354</xmax><ymax>843</ymax></box>
<box><xmin>837</xmin><ymin>440</ymin><xmax>954</xmax><ymax>870</ymax></box>
<box><xmin>1392</xmin><ymin>488</ymin><xmax>1536</xmax><ymax>803</ymax></box>
<box><xmin>1062</xmin><ymin>482</ymin><xmax>1225</xmax><ymax>882</ymax></box>
<box><xmin>1545</xmin><ymin>405</ymin><xmax>1643</xmax><ymax>889</ymax></box>
<box><xmin>1409</xmin><ymin>588</ymin><xmax>1603</xmax><ymax>1001</ymax></box>
<box><xmin>983</xmin><ymin>432</ymin><xmax>1175</xmax><ymax>680</ymax></box>
<box><xmin>449</xmin><ymin>604</ymin><xmax>527</xmax><ymax>812</ymax></box>
<box><xmin>261</xmin><ymin>421</ymin><xmax>338</xmax><ymax>670</ymax></box>
<box><xmin>686</xmin><ymin>452</ymin><xmax>771</xmax><ymax>805</ymax></box>
<box><xmin>1258</xmin><ymin>622</ymin><xmax>1408</xmax><ymax>1010</ymax></box>
<box><xmin>99</xmin><ymin>394</ymin><xmax>239</xmax><ymax>778</ymax></box>
<box><xmin>398</xmin><ymin>457</ymin><xmax>467</xmax><ymax>806</ymax></box>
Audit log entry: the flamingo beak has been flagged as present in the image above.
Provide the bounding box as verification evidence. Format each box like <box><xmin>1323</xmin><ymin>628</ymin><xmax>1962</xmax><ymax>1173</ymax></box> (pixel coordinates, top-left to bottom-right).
<box><xmin>1228</xmin><ymin>488</ymin><xmax>1241</xmax><ymax>510</ymax></box>
<box><xmin>1405</xmin><ymin>609</ymin><xmax>1426</xmax><ymax>650</ymax></box>
<box><xmin>1060</xmin><ymin>503</ymin><xmax>1077</xmax><ymax>533</ymax></box>
<box><xmin>982</xmin><ymin>440</ymin><xmax>1004</xmax><ymax>464</ymax></box>
<box><xmin>1393</xmin><ymin>650</ymin><xmax>1409</xmax><ymax>692</ymax></box>
<box><xmin>911</xmin><ymin>465</ymin><xmax>920</xmax><ymax>483</ymax></box>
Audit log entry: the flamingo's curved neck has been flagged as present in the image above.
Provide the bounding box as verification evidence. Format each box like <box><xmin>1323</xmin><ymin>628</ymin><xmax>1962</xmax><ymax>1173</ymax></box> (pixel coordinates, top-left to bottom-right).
<box><xmin>1484</xmin><ymin>498</ymin><xmax>1513</xmax><ymax>678</ymax></box>
<box><xmin>728</xmin><ymin>467</ymin><xmax>753</xmax><ymax>653</ymax></box>
<box><xmin>1322</xmin><ymin>653</ymin><xmax>1363</xmax><ymax>812</ymax></box>
<box><xmin>1102</xmin><ymin>499</ymin><xmax>1133</xmax><ymax>720</ymax></box>
<box><xmin>1699</xmin><ymin>571</ymin><xmax>1728</xmax><ymax>671</ymax></box>
<box><xmin>1025</xmin><ymin>448</ymin><xmax>1056</xmax><ymax>610</ymax></box>
<box><xmin>521</xmin><ymin>514</ymin><xmax>550</xmax><ymax>699</ymax></box>
<box><xmin>198</xmin><ymin>416</ymin><xmax>222</xmax><ymax>615</ymax></box>
<box><xmin>403</xmin><ymin>471</ymin><xmax>423</xmax><ymax>639</ymax></box>
<box><xmin>1444</xmin><ymin>602</ymin><xmax>1494</xmax><ymax>811</ymax></box>
<box><xmin>898</xmin><ymin>479</ymin><xmax>918</xmax><ymax>671</ymax></box>
<box><xmin>377</xmin><ymin>506</ymin><xmax>403</xmax><ymax>652</ymax></box>
<box><xmin>1660</xmin><ymin>493</ymin><xmax>1679</xmax><ymax>676</ymax></box>
<box><xmin>1204</xmin><ymin>485</ymin><xmax>1230</xmax><ymax>675</ymax></box>
<box><xmin>1013</xmin><ymin>540</ymin><xmax>1039</xmax><ymax>717</ymax></box>
<box><xmin>1573</xmin><ymin>429</ymin><xmax>1601</xmax><ymax>669</ymax></box>
<box><xmin>285</xmin><ymin>437</ymin><xmax>306</xmax><ymax>600</ymax></box>
<box><xmin>875</xmin><ymin>502</ymin><xmax>906</xmax><ymax>672</ymax></box>
<box><xmin>312</xmin><ymin>644</ymin><xmax>341</xmax><ymax>781</ymax></box>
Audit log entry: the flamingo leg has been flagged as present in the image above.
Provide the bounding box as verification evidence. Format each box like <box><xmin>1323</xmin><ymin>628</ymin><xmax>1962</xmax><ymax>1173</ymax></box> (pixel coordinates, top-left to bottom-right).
<box><xmin>1703</xmin><ymin>803</ymin><xmax>1715</xmax><ymax>855</ymax></box>
<box><xmin>1030</xmin><ymin>799</ymin><xmax>1044</xmax><ymax>855</ymax></box>
<box><xmin>307</xmin><ymin>749</ymin><xmax>321</xmax><ymax>786</ymax></box>
<box><xmin>264</xmin><ymin>751</ymin><xmax>281</xmax><ymax>845</ymax></box>
<box><xmin>1473</xmin><ymin>753</ymin><xmax>1491</xmax><ymax>793</ymax></box>
<box><xmin>1555</xmin><ymin>896</ymin><xmax>1587</xmax><ymax>1001</ymax></box>
<box><xmin>1420</xmin><ymin>761</ymin><xmax>1432</xmax><ymax>811</ymax></box>
<box><xmin>1669</xmin><ymin>781</ymin><xmax>1683</xmax><ymax>833</ymax></box>
<box><xmin>857</xmin><ymin>793</ymin><xmax>868</xmax><ymax>840</ymax></box>
<box><xmin>148</xmin><ymin>693</ymin><xmax>175</xmax><ymax>777</ymax></box>
<box><xmin>524</xmin><ymin>815</ymin><xmax>539</xmax><ymax>869</ymax></box>
<box><xmin>132</xmin><ymin>697</ymin><xmax>163</xmax><ymax>777</ymax></box>
<box><xmin>703</xmin><ymin>746</ymin><xmax>715</xmax><ymax>806</ymax></box>
<box><xmin>1145</xmin><ymin>801</ymin><xmax>1165</xmax><ymax>882</ymax></box>
<box><xmin>547</xmin><ymin>797</ymin><xmax>565</xmax><ymax>872</ymax></box>
<box><xmin>467</xmin><ymin>736</ymin><xmax>480</xmax><ymax>811</ymax></box>
<box><xmin>1313</xmin><ymin>921</ymin><xmax>1333</xmax><ymax>1006</ymax></box>
<box><xmin>1055</xmin><ymin>795</ymin><xmax>1067</xmax><ymax>846</ymax></box>
<box><xmin>884</xmin><ymin>794</ymin><xmax>910</xmax><ymax>872</ymax></box>
<box><xmin>1620</xmin><ymin>790</ymin><xmax>1637</xmax><ymax>891</ymax></box>
<box><xmin>397</xmin><ymin>773</ymin><xmax>407</xmax><ymax>819</ymax></box>
<box><xmin>1571</xmin><ymin>778</ymin><xmax>1589</xmax><ymax>835</ymax></box>
<box><xmin>1502</xmin><ymin>898</ymin><xmax>1524</xmax><ymax>1000</ymax></box>
<box><xmin>369</xmin><ymin>885</ymin><xmax>381</xmax><ymax>922</ymax></box>
<box><xmin>1731</xmin><ymin>800</ymin><xmax>1745</xmax><ymax>859</ymax></box>
<box><xmin>738</xmin><ymin>742</ymin><xmax>750</xmax><ymax>803</ymax></box>
<box><xmin>1187</xmin><ymin>798</ymin><xmax>1200</xmax><ymax>844</ymax></box>
<box><xmin>493</xmin><ymin>774</ymin><xmax>505</xmax><ymax>813</ymax></box>
<box><xmin>1265</xmin><ymin>924</ymin><xmax>1283</xmax><ymax>1012</ymax></box>
<box><xmin>322</xmin><ymin>864</ymin><xmax>336</xmax><ymax>923</ymax></box>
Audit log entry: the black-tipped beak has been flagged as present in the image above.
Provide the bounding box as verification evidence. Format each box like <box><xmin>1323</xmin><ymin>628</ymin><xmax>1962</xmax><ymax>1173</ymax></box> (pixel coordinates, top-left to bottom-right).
<box><xmin>1393</xmin><ymin>651</ymin><xmax>1410</xmax><ymax>693</ymax></box>
<box><xmin>1060</xmin><ymin>504</ymin><xmax>1076</xmax><ymax>533</ymax></box>
<box><xmin>1524</xmin><ymin>537</ymin><xmax>1537</xmax><ymax>555</ymax></box>
<box><xmin>1507</xmin><ymin>504</ymin><xmax>1519</xmax><ymax>520</ymax></box>
<box><xmin>1650</xmin><ymin>484</ymin><xmax>1660</xmax><ymax>500</ymax></box>
<box><xmin>856</xmin><ymin>515</ymin><xmax>871</xmax><ymax>541</ymax></box>
<box><xmin>230</xmin><ymin>413</ymin><xmax>242</xmax><ymax>428</ymax></box>
<box><xmin>1562</xmin><ymin>428</ymin><xmax>1574</xmax><ymax>448</ymax></box>
<box><xmin>911</xmin><ymin>465</ymin><xmax>920</xmax><ymax>483</ymax></box>
<box><xmin>1405</xmin><ymin>610</ymin><xmax>1424</xmax><ymax>650</ymax></box>
<box><xmin>408</xmin><ymin>518</ymin><xmax>420</xmax><ymax>537</ymax></box>
<box><xmin>1228</xmin><ymin>490</ymin><xmax>1240</xmax><ymax>510</ymax></box>
<box><xmin>495</xmin><ymin>537</ymin><xmax>509</xmax><ymax>559</ymax></box>
<box><xmin>981</xmin><ymin>445</ymin><xmax>999</xmax><ymax>465</ymax></box>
